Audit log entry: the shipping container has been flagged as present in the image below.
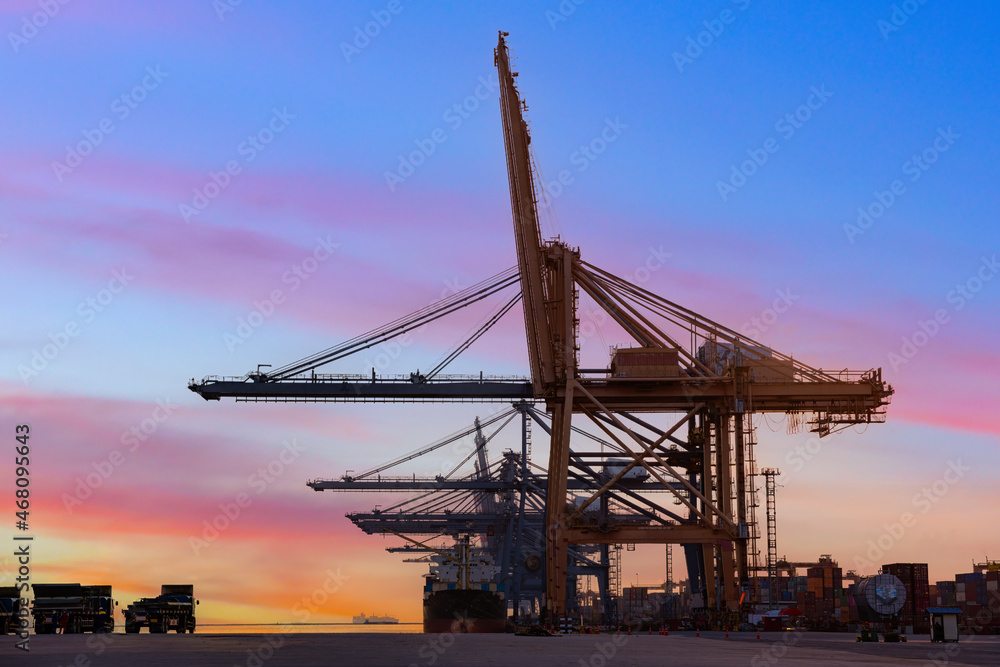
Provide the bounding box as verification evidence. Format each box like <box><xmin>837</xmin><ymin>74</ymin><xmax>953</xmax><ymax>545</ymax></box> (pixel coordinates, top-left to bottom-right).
<box><xmin>746</xmin><ymin>357</ymin><xmax>797</xmax><ymax>382</ymax></box>
<box><xmin>611</xmin><ymin>347</ymin><xmax>680</xmax><ymax>378</ymax></box>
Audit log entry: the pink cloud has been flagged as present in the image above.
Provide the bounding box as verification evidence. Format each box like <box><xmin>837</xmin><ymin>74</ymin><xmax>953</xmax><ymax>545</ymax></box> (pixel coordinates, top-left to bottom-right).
<box><xmin>5</xmin><ymin>151</ymin><xmax>999</xmax><ymax>439</ymax></box>
<box><xmin>2</xmin><ymin>152</ymin><xmax>523</xmax><ymax>348</ymax></box>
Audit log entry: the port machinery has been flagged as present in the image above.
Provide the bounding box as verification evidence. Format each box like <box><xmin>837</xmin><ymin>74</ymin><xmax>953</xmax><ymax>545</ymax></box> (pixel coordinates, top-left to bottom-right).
<box><xmin>190</xmin><ymin>32</ymin><xmax>893</xmax><ymax>625</ymax></box>
<box><xmin>309</xmin><ymin>404</ymin><xmax>696</xmax><ymax>625</ymax></box>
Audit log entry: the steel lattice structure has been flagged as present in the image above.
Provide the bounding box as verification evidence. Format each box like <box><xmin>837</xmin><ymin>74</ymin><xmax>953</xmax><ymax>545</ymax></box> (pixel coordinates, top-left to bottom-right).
<box><xmin>190</xmin><ymin>32</ymin><xmax>893</xmax><ymax>624</ymax></box>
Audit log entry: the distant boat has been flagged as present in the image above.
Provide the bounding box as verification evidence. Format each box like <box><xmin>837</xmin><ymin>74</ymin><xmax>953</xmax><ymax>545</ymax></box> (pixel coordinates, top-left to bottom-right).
<box><xmin>352</xmin><ymin>612</ymin><xmax>399</xmax><ymax>625</ymax></box>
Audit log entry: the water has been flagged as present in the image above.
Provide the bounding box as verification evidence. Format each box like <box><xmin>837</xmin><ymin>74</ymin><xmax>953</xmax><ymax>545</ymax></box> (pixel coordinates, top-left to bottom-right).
<box><xmin>178</xmin><ymin>623</ymin><xmax>424</xmax><ymax>634</ymax></box>
<box><xmin>29</xmin><ymin>623</ymin><xmax>425</xmax><ymax>635</ymax></box>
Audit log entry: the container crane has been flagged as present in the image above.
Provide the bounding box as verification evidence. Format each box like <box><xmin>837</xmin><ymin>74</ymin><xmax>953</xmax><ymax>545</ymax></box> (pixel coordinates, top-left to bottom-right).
<box><xmin>189</xmin><ymin>31</ymin><xmax>893</xmax><ymax>625</ymax></box>
<box><xmin>311</xmin><ymin>403</ymin><xmax>689</xmax><ymax>625</ymax></box>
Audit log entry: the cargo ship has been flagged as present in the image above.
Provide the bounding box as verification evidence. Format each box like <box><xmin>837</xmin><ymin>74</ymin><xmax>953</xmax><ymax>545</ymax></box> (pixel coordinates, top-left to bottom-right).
<box><xmin>423</xmin><ymin>536</ymin><xmax>505</xmax><ymax>633</ymax></box>
<box><xmin>352</xmin><ymin>612</ymin><xmax>399</xmax><ymax>625</ymax></box>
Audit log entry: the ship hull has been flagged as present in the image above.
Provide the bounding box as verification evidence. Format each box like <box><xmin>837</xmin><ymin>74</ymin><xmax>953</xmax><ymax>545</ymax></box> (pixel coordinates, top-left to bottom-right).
<box><xmin>423</xmin><ymin>589</ymin><xmax>505</xmax><ymax>634</ymax></box>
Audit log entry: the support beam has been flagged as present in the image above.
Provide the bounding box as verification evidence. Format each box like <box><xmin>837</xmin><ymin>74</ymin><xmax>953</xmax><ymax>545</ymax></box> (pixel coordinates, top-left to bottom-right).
<box><xmin>544</xmin><ymin>380</ymin><xmax>575</xmax><ymax>618</ymax></box>
<box><xmin>573</xmin><ymin>384</ymin><xmax>734</xmax><ymax>528</ymax></box>
<box><xmin>579</xmin><ymin>407</ymin><xmax>714</xmax><ymax>527</ymax></box>
<box><xmin>564</xmin><ymin>525</ymin><xmax>736</xmax><ymax>545</ymax></box>
<box><xmin>191</xmin><ymin>377</ymin><xmax>533</xmax><ymax>402</ymax></box>
<box><xmin>734</xmin><ymin>415</ymin><xmax>748</xmax><ymax>594</ymax></box>
<box><xmin>564</xmin><ymin>403</ymin><xmax>702</xmax><ymax>523</ymax></box>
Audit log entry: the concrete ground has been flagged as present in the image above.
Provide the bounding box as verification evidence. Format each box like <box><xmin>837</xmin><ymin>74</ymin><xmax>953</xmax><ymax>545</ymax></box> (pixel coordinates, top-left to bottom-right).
<box><xmin>3</xmin><ymin>631</ymin><xmax>999</xmax><ymax>666</ymax></box>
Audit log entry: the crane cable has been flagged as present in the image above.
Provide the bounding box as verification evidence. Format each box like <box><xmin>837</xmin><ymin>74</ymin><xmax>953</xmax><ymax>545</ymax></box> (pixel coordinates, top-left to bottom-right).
<box><xmin>442</xmin><ymin>412</ymin><xmax>519</xmax><ymax>479</ymax></box>
<box><xmin>351</xmin><ymin>408</ymin><xmax>517</xmax><ymax>480</ymax></box>
<box><xmin>268</xmin><ymin>267</ymin><xmax>519</xmax><ymax>379</ymax></box>
<box><xmin>425</xmin><ymin>292</ymin><xmax>522</xmax><ymax>381</ymax></box>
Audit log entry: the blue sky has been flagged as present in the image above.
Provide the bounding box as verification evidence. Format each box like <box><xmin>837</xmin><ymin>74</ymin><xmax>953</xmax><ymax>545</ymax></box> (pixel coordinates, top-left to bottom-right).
<box><xmin>1</xmin><ymin>0</ymin><xmax>998</xmax><ymax>622</ymax></box>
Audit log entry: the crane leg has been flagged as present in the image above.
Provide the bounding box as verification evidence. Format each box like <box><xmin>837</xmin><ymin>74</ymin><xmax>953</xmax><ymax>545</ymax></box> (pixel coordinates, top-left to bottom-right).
<box><xmin>544</xmin><ymin>381</ymin><xmax>575</xmax><ymax>621</ymax></box>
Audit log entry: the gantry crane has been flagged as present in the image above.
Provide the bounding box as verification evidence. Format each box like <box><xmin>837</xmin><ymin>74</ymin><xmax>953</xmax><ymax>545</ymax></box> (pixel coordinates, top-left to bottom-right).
<box><xmin>190</xmin><ymin>32</ymin><xmax>893</xmax><ymax>624</ymax></box>
<box><xmin>497</xmin><ymin>30</ymin><xmax>890</xmax><ymax>621</ymax></box>
<box><xmin>310</xmin><ymin>402</ymin><xmax>693</xmax><ymax>624</ymax></box>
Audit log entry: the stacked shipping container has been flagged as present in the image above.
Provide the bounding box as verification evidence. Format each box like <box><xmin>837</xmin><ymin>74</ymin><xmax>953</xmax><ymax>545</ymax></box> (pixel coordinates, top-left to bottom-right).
<box><xmin>883</xmin><ymin>563</ymin><xmax>930</xmax><ymax>633</ymax></box>
<box><xmin>804</xmin><ymin>559</ymin><xmax>843</xmax><ymax>623</ymax></box>
<box><xmin>755</xmin><ymin>559</ymin><xmax>998</xmax><ymax>633</ymax></box>
<box><xmin>934</xmin><ymin>580</ymin><xmax>957</xmax><ymax>607</ymax></box>
<box><xmin>953</xmin><ymin>571</ymin><xmax>999</xmax><ymax>622</ymax></box>
<box><xmin>795</xmin><ymin>591</ymin><xmax>817</xmax><ymax>619</ymax></box>
<box><xmin>756</xmin><ymin>558</ymin><xmax>848</xmax><ymax>626</ymax></box>
<box><xmin>986</xmin><ymin>569</ymin><xmax>1000</xmax><ymax>629</ymax></box>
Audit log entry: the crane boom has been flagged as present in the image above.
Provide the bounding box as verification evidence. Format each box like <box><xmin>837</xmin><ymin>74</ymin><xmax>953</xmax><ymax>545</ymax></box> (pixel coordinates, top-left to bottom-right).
<box><xmin>496</xmin><ymin>31</ymin><xmax>555</xmax><ymax>394</ymax></box>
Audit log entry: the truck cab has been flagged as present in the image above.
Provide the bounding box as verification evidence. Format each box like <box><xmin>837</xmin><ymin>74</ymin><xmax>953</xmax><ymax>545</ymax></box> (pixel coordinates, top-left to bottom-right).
<box><xmin>0</xmin><ymin>586</ymin><xmax>24</xmax><ymax>635</ymax></box>
<box><xmin>124</xmin><ymin>585</ymin><xmax>198</xmax><ymax>634</ymax></box>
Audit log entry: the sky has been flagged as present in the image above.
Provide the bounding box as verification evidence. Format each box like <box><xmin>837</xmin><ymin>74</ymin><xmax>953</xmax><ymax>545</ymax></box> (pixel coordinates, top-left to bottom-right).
<box><xmin>1</xmin><ymin>0</ymin><xmax>998</xmax><ymax>625</ymax></box>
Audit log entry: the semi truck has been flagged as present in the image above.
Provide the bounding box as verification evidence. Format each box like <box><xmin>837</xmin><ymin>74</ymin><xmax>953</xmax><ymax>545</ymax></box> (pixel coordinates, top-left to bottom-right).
<box><xmin>31</xmin><ymin>584</ymin><xmax>116</xmax><ymax>634</ymax></box>
<box><xmin>123</xmin><ymin>585</ymin><xmax>198</xmax><ymax>633</ymax></box>
<box><xmin>0</xmin><ymin>586</ymin><xmax>25</xmax><ymax>635</ymax></box>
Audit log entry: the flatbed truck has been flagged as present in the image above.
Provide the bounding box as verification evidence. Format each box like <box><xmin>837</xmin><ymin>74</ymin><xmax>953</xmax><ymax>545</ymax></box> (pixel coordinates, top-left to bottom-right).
<box><xmin>124</xmin><ymin>585</ymin><xmax>198</xmax><ymax>633</ymax></box>
<box><xmin>31</xmin><ymin>584</ymin><xmax>116</xmax><ymax>634</ymax></box>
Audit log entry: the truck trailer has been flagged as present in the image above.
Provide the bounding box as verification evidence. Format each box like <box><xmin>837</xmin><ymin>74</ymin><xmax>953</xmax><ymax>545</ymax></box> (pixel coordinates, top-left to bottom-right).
<box><xmin>0</xmin><ymin>586</ymin><xmax>25</xmax><ymax>635</ymax></box>
<box><xmin>123</xmin><ymin>585</ymin><xmax>198</xmax><ymax>633</ymax></box>
<box><xmin>31</xmin><ymin>584</ymin><xmax>116</xmax><ymax>634</ymax></box>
